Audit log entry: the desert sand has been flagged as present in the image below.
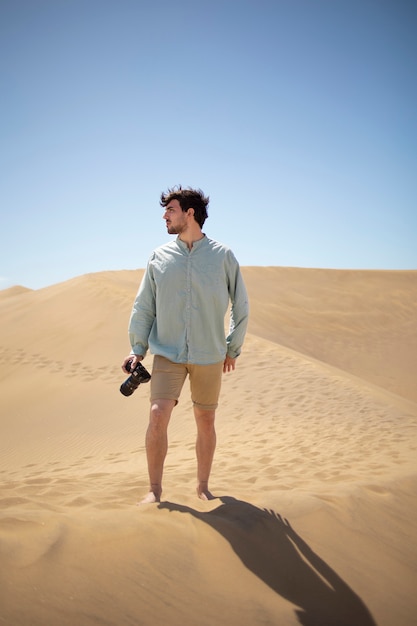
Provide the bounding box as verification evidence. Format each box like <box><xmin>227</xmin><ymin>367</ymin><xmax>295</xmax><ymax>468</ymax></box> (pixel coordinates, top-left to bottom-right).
<box><xmin>0</xmin><ymin>267</ymin><xmax>416</xmax><ymax>626</ymax></box>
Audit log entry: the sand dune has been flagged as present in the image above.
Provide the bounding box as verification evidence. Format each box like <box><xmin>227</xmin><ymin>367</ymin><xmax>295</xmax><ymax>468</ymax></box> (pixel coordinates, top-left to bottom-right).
<box><xmin>243</xmin><ymin>267</ymin><xmax>417</xmax><ymax>403</ymax></box>
<box><xmin>0</xmin><ymin>267</ymin><xmax>416</xmax><ymax>626</ymax></box>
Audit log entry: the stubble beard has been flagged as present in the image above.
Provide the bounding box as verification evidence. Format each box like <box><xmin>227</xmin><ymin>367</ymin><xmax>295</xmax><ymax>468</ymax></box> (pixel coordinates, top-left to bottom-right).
<box><xmin>166</xmin><ymin>220</ymin><xmax>187</xmax><ymax>236</ymax></box>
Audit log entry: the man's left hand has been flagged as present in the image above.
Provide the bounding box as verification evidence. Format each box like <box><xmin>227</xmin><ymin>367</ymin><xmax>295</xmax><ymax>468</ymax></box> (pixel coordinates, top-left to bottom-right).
<box><xmin>223</xmin><ymin>356</ymin><xmax>236</xmax><ymax>373</ymax></box>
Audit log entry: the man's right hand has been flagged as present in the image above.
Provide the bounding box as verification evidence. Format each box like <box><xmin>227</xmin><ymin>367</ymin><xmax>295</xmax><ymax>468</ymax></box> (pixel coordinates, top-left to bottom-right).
<box><xmin>121</xmin><ymin>354</ymin><xmax>143</xmax><ymax>374</ymax></box>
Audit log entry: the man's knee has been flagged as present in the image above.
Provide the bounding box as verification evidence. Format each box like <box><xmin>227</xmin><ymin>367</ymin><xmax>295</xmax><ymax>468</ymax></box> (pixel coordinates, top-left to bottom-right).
<box><xmin>149</xmin><ymin>399</ymin><xmax>175</xmax><ymax>427</ymax></box>
<box><xmin>194</xmin><ymin>407</ymin><xmax>216</xmax><ymax>429</ymax></box>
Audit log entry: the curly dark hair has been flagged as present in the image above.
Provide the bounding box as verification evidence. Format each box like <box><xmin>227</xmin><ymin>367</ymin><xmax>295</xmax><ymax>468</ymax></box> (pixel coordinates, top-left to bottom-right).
<box><xmin>160</xmin><ymin>185</ymin><xmax>209</xmax><ymax>228</ymax></box>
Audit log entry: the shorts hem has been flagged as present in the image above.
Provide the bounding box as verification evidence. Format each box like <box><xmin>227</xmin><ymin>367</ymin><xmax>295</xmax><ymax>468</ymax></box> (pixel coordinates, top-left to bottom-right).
<box><xmin>192</xmin><ymin>400</ymin><xmax>219</xmax><ymax>411</ymax></box>
<box><xmin>150</xmin><ymin>394</ymin><xmax>179</xmax><ymax>406</ymax></box>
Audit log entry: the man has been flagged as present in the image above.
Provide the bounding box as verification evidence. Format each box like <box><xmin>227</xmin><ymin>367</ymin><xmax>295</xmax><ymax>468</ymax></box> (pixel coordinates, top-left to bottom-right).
<box><xmin>122</xmin><ymin>186</ymin><xmax>249</xmax><ymax>503</ymax></box>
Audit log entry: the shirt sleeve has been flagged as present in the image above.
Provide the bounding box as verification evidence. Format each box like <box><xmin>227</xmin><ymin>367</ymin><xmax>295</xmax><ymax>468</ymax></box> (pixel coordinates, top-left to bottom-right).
<box><xmin>225</xmin><ymin>251</ymin><xmax>249</xmax><ymax>358</ymax></box>
<box><xmin>128</xmin><ymin>257</ymin><xmax>156</xmax><ymax>357</ymax></box>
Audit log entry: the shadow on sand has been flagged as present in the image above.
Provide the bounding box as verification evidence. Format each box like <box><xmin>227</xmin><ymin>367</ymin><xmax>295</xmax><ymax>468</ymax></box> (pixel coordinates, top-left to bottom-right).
<box><xmin>158</xmin><ymin>496</ymin><xmax>377</xmax><ymax>626</ymax></box>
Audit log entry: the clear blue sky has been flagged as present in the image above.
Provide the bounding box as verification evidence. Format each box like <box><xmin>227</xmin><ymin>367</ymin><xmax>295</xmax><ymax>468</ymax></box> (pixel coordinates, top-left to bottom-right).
<box><xmin>1</xmin><ymin>0</ymin><xmax>416</xmax><ymax>290</ymax></box>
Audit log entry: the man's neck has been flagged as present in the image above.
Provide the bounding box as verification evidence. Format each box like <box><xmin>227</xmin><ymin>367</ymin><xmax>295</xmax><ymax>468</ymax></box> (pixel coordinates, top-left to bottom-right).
<box><xmin>179</xmin><ymin>228</ymin><xmax>205</xmax><ymax>251</ymax></box>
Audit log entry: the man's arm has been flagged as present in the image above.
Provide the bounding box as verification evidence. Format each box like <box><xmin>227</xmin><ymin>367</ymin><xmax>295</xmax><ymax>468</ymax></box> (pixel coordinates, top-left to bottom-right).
<box><xmin>225</xmin><ymin>252</ymin><xmax>249</xmax><ymax>360</ymax></box>
<box><xmin>124</xmin><ymin>260</ymin><xmax>156</xmax><ymax>367</ymax></box>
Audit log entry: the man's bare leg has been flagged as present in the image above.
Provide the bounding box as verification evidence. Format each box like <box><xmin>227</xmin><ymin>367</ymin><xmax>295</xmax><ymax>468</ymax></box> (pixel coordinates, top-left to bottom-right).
<box><xmin>194</xmin><ymin>406</ymin><xmax>216</xmax><ymax>500</ymax></box>
<box><xmin>138</xmin><ymin>398</ymin><xmax>176</xmax><ymax>504</ymax></box>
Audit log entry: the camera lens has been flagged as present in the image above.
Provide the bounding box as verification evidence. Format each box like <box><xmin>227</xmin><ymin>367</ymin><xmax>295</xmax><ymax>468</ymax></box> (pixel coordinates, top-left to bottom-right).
<box><xmin>120</xmin><ymin>360</ymin><xmax>151</xmax><ymax>396</ymax></box>
<box><xmin>120</xmin><ymin>380</ymin><xmax>136</xmax><ymax>396</ymax></box>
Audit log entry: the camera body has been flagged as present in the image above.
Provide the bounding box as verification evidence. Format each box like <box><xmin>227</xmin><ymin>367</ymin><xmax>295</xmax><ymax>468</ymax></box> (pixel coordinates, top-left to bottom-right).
<box><xmin>120</xmin><ymin>358</ymin><xmax>151</xmax><ymax>396</ymax></box>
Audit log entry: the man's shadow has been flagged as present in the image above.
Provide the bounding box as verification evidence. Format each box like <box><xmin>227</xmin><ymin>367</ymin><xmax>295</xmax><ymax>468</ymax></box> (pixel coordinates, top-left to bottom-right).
<box><xmin>158</xmin><ymin>497</ymin><xmax>377</xmax><ymax>626</ymax></box>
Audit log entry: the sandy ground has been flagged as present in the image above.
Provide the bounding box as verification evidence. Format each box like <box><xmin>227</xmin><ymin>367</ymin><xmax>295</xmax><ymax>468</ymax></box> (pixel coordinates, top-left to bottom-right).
<box><xmin>0</xmin><ymin>267</ymin><xmax>416</xmax><ymax>626</ymax></box>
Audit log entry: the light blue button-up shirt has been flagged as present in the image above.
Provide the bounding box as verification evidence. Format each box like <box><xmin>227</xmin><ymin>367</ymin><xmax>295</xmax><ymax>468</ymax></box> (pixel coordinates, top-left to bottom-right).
<box><xmin>128</xmin><ymin>235</ymin><xmax>249</xmax><ymax>364</ymax></box>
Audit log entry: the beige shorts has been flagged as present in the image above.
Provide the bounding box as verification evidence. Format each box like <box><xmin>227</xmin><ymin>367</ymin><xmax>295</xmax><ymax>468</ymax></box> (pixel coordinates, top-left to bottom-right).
<box><xmin>150</xmin><ymin>355</ymin><xmax>224</xmax><ymax>410</ymax></box>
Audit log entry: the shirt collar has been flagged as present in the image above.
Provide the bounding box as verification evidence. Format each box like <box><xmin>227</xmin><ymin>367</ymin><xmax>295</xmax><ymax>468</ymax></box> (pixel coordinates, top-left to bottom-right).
<box><xmin>176</xmin><ymin>234</ymin><xmax>207</xmax><ymax>252</ymax></box>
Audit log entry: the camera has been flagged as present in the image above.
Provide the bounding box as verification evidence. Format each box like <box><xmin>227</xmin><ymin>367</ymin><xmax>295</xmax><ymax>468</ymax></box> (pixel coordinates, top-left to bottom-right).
<box><xmin>120</xmin><ymin>358</ymin><xmax>151</xmax><ymax>396</ymax></box>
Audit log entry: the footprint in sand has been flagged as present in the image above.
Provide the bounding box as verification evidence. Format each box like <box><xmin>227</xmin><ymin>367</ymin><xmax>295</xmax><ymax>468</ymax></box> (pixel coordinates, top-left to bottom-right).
<box><xmin>24</xmin><ymin>477</ymin><xmax>52</xmax><ymax>485</ymax></box>
<box><xmin>0</xmin><ymin>496</ymin><xmax>30</xmax><ymax>507</ymax></box>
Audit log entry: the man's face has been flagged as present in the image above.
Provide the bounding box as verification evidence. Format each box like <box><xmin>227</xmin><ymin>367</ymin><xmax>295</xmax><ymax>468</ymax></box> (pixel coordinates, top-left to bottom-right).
<box><xmin>163</xmin><ymin>199</ymin><xmax>188</xmax><ymax>235</ymax></box>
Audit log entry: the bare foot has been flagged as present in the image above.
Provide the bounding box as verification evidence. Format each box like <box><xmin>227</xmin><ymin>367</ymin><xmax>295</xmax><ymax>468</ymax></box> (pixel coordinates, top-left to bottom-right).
<box><xmin>137</xmin><ymin>491</ymin><xmax>160</xmax><ymax>505</ymax></box>
<box><xmin>197</xmin><ymin>485</ymin><xmax>215</xmax><ymax>501</ymax></box>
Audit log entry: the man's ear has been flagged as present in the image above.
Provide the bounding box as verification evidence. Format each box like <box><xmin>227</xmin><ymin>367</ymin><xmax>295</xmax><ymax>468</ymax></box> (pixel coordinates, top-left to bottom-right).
<box><xmin>188</xmin><ymin>208</ymin><xmax>195</xmax><ymax>218</ymax></box>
